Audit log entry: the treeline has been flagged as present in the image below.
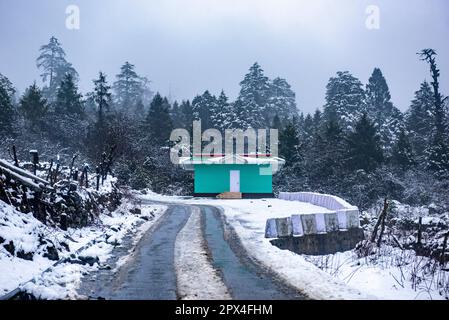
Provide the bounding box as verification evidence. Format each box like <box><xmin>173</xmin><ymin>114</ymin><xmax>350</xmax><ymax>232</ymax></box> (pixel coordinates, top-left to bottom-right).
<box><xmin>275</xmin><ymin>50</ymin><xmax>449</xmax><ymax>209</ymax></box>
<box><xmin>0</xmin><ymin>37</ymin><xmax>448</xmax><ymax>209</ymax></box>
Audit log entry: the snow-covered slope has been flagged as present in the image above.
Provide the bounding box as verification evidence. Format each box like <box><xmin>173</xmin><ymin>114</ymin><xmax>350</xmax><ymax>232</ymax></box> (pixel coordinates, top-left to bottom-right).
<box><xmin>0</xmin><ymin>199</ymin><xmax>167</xmax><ymax>299</ymax></box>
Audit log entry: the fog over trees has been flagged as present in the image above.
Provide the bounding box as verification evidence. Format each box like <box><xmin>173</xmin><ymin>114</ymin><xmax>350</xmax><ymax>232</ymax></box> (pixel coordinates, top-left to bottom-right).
<box><xmin>1</xmin><ymin>37</ymin><xmax>448</xmax><ymax>208</ymax></box>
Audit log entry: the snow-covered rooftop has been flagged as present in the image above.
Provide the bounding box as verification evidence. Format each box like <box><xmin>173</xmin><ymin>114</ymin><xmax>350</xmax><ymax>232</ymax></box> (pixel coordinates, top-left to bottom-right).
<box><xmin>178</xmin><ymin>154</ymin><xmax>285</xmax><ymax>174</ymax></box>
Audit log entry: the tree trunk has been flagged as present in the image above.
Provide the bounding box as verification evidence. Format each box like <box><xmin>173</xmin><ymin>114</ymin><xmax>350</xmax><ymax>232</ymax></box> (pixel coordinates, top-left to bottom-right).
<box><xmin>441</xmin><ymin>232</ymin><xmax>449</xmax><ymax>266</ymax></box>
<box><xmin>371</xmin><ymin>198</ymin><xmax>388</xmax><ymax>243</ymax></box>
<box><xmin>417</xmin><ymin>217</ymin><xmax>422</xmax><ymax>246</ymax></box>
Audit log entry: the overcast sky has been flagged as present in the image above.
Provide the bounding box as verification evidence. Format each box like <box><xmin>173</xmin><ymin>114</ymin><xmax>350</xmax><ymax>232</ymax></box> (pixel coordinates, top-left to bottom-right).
<box><xmin>0</xmin><ymin>0</ymin><xmax>448</xmax><ymax>113</ymax></box>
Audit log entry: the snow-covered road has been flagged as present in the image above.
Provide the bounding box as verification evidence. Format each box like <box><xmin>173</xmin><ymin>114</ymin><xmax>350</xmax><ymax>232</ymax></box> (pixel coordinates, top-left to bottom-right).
<box><xmin>78</xmin><ymin>201</ymin><xmax>306</xmax><ymax>300</ymax></box>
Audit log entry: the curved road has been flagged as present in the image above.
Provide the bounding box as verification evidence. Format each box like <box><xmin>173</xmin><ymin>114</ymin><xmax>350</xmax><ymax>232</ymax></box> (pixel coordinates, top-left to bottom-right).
<box><xmin>78</xmin><ymin>201</ymin><xmax>305</xmax><ymax>300</ymax></box>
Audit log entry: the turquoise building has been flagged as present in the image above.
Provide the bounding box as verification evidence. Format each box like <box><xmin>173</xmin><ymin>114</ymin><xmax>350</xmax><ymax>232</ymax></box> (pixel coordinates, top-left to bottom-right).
<box><xmin>179</xmin><ymin>155</ymin><xmax>285</xmax><ymax>198</ymax></box>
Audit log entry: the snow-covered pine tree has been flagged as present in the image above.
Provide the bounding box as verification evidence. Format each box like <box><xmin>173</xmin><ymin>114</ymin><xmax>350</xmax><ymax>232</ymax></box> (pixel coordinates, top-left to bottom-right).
<box><xmin>54</xmin><ymin>73</ymin><xmax>84</xmax><ymax>115</ymax></box>
<box><xmin>170</xmin><ymin>101</ymin><xmax>182</xmax><ymax>129</ymax></box>
<box><xmin>86</xmin><ymin>72</ymin><xmax>114</xmax><ymax>161</ymax></box>
<box><xmin>271</xmin><ymin>114</ymin><xmax>282</xmax><ymax>131</ymax></box>
<box><xmin>19</xmin><ymin>83</ymin><xmax>48</xmax><ymax>130</ymax></box>
<box><xmin>0</xmin><ymin>74</ymin><xmax>15</xmax><ymax>135</ymax></box>
<box><xmin>234</xmin><ymin>62</ymin><xmax>270</xmax><ymax>129</ymax></box>
<box><xmin>405</xmin><ymin>81</ymin><xmax>435</xmax><ymax>159</ymax></box>
<box><xmin>306</xmin><ymin>119</ymin><xmax>346</xmax><ymax>186</ymax></box>
<box><xmin>302</xmin><ymin>113</ymin><xmax>315</xmax><ymax>145</ymax></box>
<box><xmin>323</xmin><ymin>71</ymin><xmax>366</xmax><ymax>131</ymax></box>
<box><xmin>365</xmin><ymin>68</ymin><xmax>403</xmax><ymax>155</ymax></box>
<box><xmin>312</xmin><ymin>109</ymin><xmax>322</xmax><ymax>129</ymax></box>
<box><xmin>210</xmin><ymin>90</ymin><xmax>234</xmax><ymax>131</ymax></box>
<box><xmin>266</xmin><ymin>77</ymin><xmax>298</xmax><ymax>124</ymax></box>
<box><xmin>192</xmin><ymin>90</ymin><xmax>217</xmax><ymax>130</ymax></box>
<box><xmin>36</xmin><ymin>36</ymin><xmax>78</xmax><ymax>102</ymax></box>
<box><xmin>418</xmin><ymin>49</ymin><xmax>449</xmax><ymax>177</ymax></box>
<box><xmin>279</xmin><ymin>120</ymin><xmax>302</xmax><ymax>165</ymax></box>
<box><xmin>146</xmin><ymin>93</ymin><xmax>173</xmax><ymax>145</ymax></box>
<box><xmin>295</xmin><ymin>112</ymin><xmax>306</xmax><ymax>140</ymax></box>
<box><xmin>179</xmin><ymin>100</ymin><xmax>193</xmax><ymax>131</ymax></box>
<box><xmin>134</xmin><ymin>99</ymin><xmax>145</xmax><ymax>118</ymax></box>
<box><xmin>345</xmin><ymin>113</ymin><xmax>383</xmax><ymax>172</ymax></box>
<box><xmin>113</xmin><ymin>62</ymin><xmax>145</xmax><ymax>111</ymax></box>
<box><xmin>391</xmin><ymin>128</ymin><xmax>415</xmax><ymax>170</ymax></box>
<box><xmin>139</xmin><ymin>76</ymin><xmax>154</xmax><ymax>107</ymax></box>
<box><xmin>42</xmin><ymin>73</ymin><xmax>86</xmax><ymax>149</ymax></box>
<box><xmin>0</xmin><ymin>73</ymin><xmax>16</xmax><ymax>101</ymax></box>
<box><xmin>92</xmin><ymin>72</ymin><xmax>112</xmax><ymax>123</ymax></box>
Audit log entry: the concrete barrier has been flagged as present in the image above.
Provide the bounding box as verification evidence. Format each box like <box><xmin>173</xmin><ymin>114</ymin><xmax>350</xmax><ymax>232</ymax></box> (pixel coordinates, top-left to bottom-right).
<box><xmin>291</xmin><ymin>215</ymin><xmax>303</xmax><ymax>236</ymax></box>
<box><xmin>301</xmin><ymin>214</ymin><xmax>317</xmax><ymax>235</ymax></box>
<box><xmin>265</xmin><ymin>218</ymin><xmax>278</xmax><ymax>238</ymax></box>
<box><xmin>276</xmin><ymin>217</ymin><xmax>292</xmax><ymax>237</ymax></box>
<box><xmin>324</xmin><ymin>213</ymin><xmax>339</xmax><ymax>232</ymax></box>
<box><xmin>274</xmin><ymin>192</ymin><xmax>361</xmax><ymax>233</ymax></box>
<box><xmin>265</xmin><ymin>192</ymin><xmax>363</xmax><ymax>254</ymax></box>
<box><xmin>279</xmin><ymin>192</ymin><xmax>357</xmax><ymax>211</ymax></box>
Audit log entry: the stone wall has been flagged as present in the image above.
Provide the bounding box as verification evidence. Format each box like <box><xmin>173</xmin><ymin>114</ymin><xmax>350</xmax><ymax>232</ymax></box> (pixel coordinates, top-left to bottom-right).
<box><xmin>270</xmin><ymin>229</ymin><xmax>365</xmax><ymax>255</ymax></box>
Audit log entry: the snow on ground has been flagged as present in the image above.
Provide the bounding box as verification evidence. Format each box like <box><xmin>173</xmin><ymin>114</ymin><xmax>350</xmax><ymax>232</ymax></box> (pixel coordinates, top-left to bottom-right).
<box><xmin>175</xmin><ymin>206</ymin><xmax>231</xmax><ymax>300</ymax></box>
<box><xmin>0</xmin><ymin>199</ymin><xmax>167</xmax><ymax>299</ymax></box>
<box><xmin>139</xmin><ymin>192</ymin><xmax>371</xmax><ymax>300</ymax></box>
<box><xmin>142</xmin><ymin>191</ymin><xmax>331</xmax><ymax>229</ymax></box>
<box><xmin>304</xmin><ymin>247</ymin><xmax>447</xmax><ymax>300</ymax></box>
<box><xmin>218</xmin><ymin>206</ymin><xmax>371</xmax><ymax>300</ymax></box>
<box><xmin>141</xmin><ymin>191</ymin><xmax>449</xmax><ymax>300</ymax></box>
<box><xmin>0</xmin><ymin>201</ymin><xmax>55</xmax><ymax>295</ymax></box>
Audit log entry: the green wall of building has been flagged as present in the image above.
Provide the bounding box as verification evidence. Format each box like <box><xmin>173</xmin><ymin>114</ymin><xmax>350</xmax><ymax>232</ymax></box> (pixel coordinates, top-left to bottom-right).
<box><xmin>194</xmin><ymin>164</ymin><xmax>272</xmax><ymax>194</ymax></box>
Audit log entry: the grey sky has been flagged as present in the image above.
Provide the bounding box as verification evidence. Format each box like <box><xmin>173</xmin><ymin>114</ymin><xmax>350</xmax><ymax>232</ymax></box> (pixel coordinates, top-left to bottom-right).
<box><xmin>0</xmin><ymin>0</ymin><xmax>448</xmax><ymax>114</ymax></box>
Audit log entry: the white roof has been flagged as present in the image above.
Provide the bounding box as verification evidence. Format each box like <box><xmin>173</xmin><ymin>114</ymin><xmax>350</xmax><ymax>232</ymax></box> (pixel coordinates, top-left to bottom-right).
<box><xmin>178</xmin><ymin>155</ymin><xmax>285</xmax><ymax>174</ymax></box>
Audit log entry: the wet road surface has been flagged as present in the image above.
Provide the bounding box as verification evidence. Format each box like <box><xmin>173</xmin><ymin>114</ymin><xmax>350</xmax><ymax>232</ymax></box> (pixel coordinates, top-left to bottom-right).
<box><xmin>201</xmin><ymin>205</ymin><xmax>304</xmax><ymax>300</ymax></box>
<box><xmin>78</xmin><ymin>202</ymin><xmax>305</xmax><ymax>300</ymax></box>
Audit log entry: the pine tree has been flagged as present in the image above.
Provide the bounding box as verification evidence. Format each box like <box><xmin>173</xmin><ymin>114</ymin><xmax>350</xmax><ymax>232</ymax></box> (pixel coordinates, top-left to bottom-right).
<box><xmin>279</xmin><ymin>121</ymin><xmax>301</xmax><ymax>165</ymax></box>
<box><xmin>323</xmin><ymin>71</ymin><xmax>366</xmax><ymax>130</ymax></box>
<box><xmin>170</xmin><ymin>101</ymin><xmax>182</xmax><ymax>128</ymax></box>
<box><xmin>192</xmin><ymin>90</ymin><xmax>217</xmax><ymax>129</ymax></box>
<box><xmin>391</xmin><ymin>128</ymin><xmax>415</xmax><ymax>170</ymax></box>
<box><xmin>0</xmin><ymin>73</ymin><xmax>16</xmax><ymax>100</ymax></box>
<box><xmin>307</xmin><ymin>120</ymin><xmax>346</xmax><ymax>184</ymax></box>
<box><xmin>134</xmin><ymin>99</ymin><xmax>145</xmax><ymax>117</ymax></box>
<box><xmin>405</xmin><ymin>81</ymin><xmax>435</xmax><ymax>158</ymax></box>
<box><xmin>54</xmin><ymin>73</ymin><xmax>84</xmax><ymax>115</ymax></box>
<box><xmin>365</xmin><ymin>68</ymin><xmax>403</xmax><ymax>154</ymax></box>
<box><xmin>271</xmin><ymin>114</ymin><xmax>282</xmax><ymax>131</ymax></box>
<box><xmin>345</xmin><ymin>113</ymin><xmax>383</xmax><ymax>172</ymax></box>
<box><xmin>19</xmin><ymin>83</ymin><xmax>48</xmax><ymax>129</ymax></box>
<box><xmin>302</xmin><ymin>113</ymin><xmax>315</xmax><ymax>141</ymax></box>
<box><xmin>295</xmin><ymin>113</ymin><xmax>306</xmax><ymax>139</ymax></box>
<box><xmin>140</xmin><ymin>76</ymin><xmax>154</xmax><ymax>107</ymax></box>
<box><xmin>418</xmin><ymin>49</ymin><xmax>449</xmax><ymax>176</ymax></box>
<box><xmin>85</xmin><ymin>72</ymin><xmax>114</xmax><ymax>162</ymax></box>
<box><xmin>36</xmin><ymin>36</ymin><xmax>78</xmax><ymax>101</ymax></box>
<box><xmin>312</xmin><ymin>109</ymin><xmax>322</xmax><ymax>128</ymax></box>
<box><xmin>113</xmin><ymin>62</ymin><xmax>145</xmax><ymax>111</ymax></box>
<box><xmin>179</xmin><ymin>100</ymin><xmax>193</xmax><ymax>130</ymax></box>
<box><xmin>366</xmin><ymin>68</ymin><xmax>394</xmax><ymax>116</ymax></box>
<box><xmin>0</xmin><ymin>75</ymin><xmax>15</xmax><ymax>135</ymax></box>
<box><xmin>234</xmin><ymin>62</ymin><xmax>270</xmax><ymax>129</ymax></box>
<box><xmin>267</xmin><ymin>77</ymin><xmax>298</xmax><ymax>123</ymax></box>
<box><xmin>211</xmin><ymin>90</ymin><xmax>234</xmax><ymax>131</ymax></box>
<box><xmin>93</xmin><ymin>72</ymin><xmax>112</xmax><ymax>123</ymax></box>
<box><xmin>146</xmin><ymin>93</ymin><xmax>173</xmax><ymax>145</ymax></box>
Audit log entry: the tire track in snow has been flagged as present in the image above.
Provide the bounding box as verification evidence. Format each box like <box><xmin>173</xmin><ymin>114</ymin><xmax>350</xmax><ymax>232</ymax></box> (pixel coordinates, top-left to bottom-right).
<box><xmin>175</xmin><ymin>206</ymin><xmax>231</xmax><ymax>300</ymax></box>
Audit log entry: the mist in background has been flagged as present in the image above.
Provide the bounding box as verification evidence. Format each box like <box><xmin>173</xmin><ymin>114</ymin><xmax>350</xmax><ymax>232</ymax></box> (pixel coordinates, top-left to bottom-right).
<box><xmin>0</xmin><ymin>0</ymin><xmax>448</xmax><ymax>113</ymax></box>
